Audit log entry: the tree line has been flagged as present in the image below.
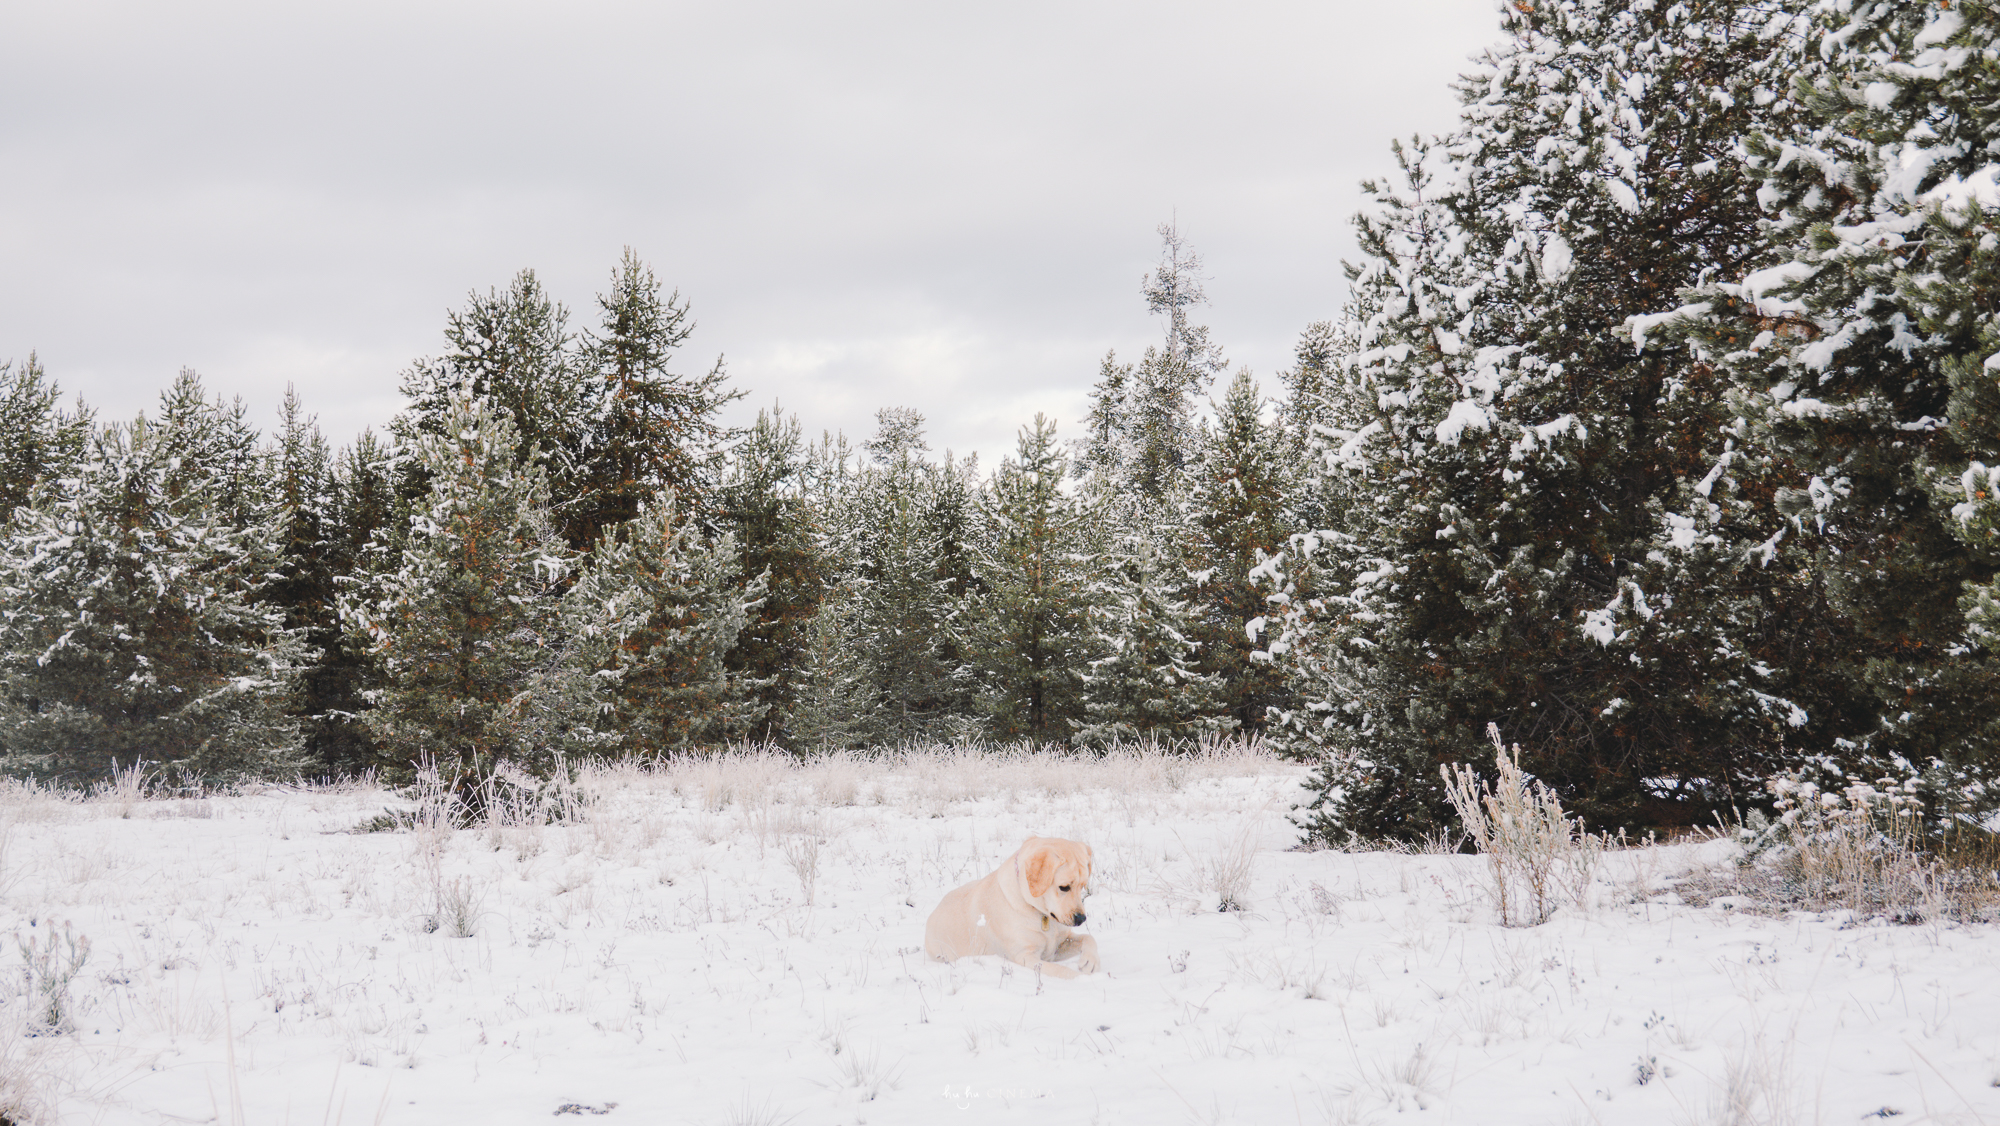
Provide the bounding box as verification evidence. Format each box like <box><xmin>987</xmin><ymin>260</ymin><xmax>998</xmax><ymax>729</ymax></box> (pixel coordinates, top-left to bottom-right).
<box><xmin>4</xmin><ymin>0</ymin><xmax>1998</xmax><ymax>840</ymax></box>
<box><xmin>0</xmin><ymin>239</ymin><xmax>1306</xmax><ymax>794</ymax></box>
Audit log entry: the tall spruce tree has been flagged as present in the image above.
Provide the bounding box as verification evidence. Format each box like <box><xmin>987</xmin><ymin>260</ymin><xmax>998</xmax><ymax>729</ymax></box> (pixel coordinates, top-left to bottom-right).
<box><xmin>310</xmin><ymin>429</ymin><xmax>397</xmax><ymax>775</ymax></box>
<box><xmin>1076</xmin><ymin>536</ymin><xmax>1232</xmax><ymax>745</ymax></box>
<box><xmin>0</xmin><ymin>354</ymin><xmax>90</xmax><ymax>522</ymax></box>
<box><xmin>1131</xmin><ymin>223</ymin><xmax>1228</xmax><ymax>504</ymax></box>
<box><xmin>1657</xmin><ymin>0</ymin><xmax>2000</xmax><ymax>813</ymax></box>
<box><xmin>264</xmin><ymin>388</ymin><xmax>357</xmax><ymax>776</ymax></box>
<box><xmin>1075</xmin><ymin>223</ymin><xmax>1229</xmax><ymax>519</ymax></box>
<box><xmin>156</xmin><ymin>369</ymin><xmax>266</xmax><ymax>526</ymax></box>
<box><xmin>1274</xmin><ymin>0</ymin><xmax>1816</xmax><ymax>839</ymax></box>
<box><xmin>342</xmin><ymin>397</ymin><xmax>573</xmax><ymax>785</ymax></box>
<box><xmin>394</xmin><ymin>271</ymin><xmax>596</xmax><ymax>522</ymax></box>
<box><xmin>0</xmin><ymin>400</ymin><xmax>307</xmax><ymax>783</ymax></box>
<box><xmin>849</xmin><ymin>413</ymin><xmax>971</xmax><ymax>742</ymax></box>
<box><xmin>1183</xmin><ymin>369</ymin><xmax>1292</xmax><ymax>734</ymax></box>
<box><xmin>783</xmin><ymin>584</ymin><xmax>884</xmax><ymax>749</ymax></box>
<box><xmin>565</xmin><ymin>488</ymin><xmax>766</xmax><ymax>754</ymax></box>
<box><xmin>719</xmin><ymin>404</ymin><xmax>826</xmax><ymax>744</ymax></box>
<box><xmin>573</xmin><ymin>249</ymin><xmax>741</xmax><ymax>547</ymax></box>
<box><xmin>968</xmin><ymin>415</ymin><xmax>1095</xmax><ymax>742</ymax></box>
<box><xmin>1276</xmin><ymin>322</ymin><xmax>1341</xmax><ymax>447</ymax></box>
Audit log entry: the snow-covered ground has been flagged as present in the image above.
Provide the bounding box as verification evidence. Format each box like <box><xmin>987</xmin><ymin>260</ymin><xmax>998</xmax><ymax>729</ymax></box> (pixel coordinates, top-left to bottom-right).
<box><xmin>5</xmin><ymin>746</ymin><xmax>2000</xmax><ymax>1125</ymax></box>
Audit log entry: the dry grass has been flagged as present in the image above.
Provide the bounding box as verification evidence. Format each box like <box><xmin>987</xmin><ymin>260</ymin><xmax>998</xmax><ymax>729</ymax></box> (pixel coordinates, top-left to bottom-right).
<box><xmin>572</xmin><ymin>736</ymin><xmax>1274</xmax><ymax>815</ymax></box>
<box><xmin>1698</xmin><ymin>773</ymin><xmax>2000</xmax><ymax>923</ymax></box>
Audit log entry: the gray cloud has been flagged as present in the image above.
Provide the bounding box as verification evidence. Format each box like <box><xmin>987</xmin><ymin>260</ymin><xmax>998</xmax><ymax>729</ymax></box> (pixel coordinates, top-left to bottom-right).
<box><xmin>2</xmin><ymin>0</ymin><xmax>1502</xmax><ymax>463</ymax></box>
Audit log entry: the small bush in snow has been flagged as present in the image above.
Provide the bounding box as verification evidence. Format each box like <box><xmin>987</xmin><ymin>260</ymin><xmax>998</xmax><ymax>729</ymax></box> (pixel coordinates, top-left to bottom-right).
<box><xmin>1442</xmin><ymin>724</ymin><xmax>1602</xmax><ymax>927</ymax></box>
<box><xmin>16</xmin><ymin>922</ymin><xmax>90</xmax><ymax>1034</ymax></box>
<box><xmin>1732</xmin><ymin>770</ymin><xmax>2000</xmax><ymax>922</ymax></box>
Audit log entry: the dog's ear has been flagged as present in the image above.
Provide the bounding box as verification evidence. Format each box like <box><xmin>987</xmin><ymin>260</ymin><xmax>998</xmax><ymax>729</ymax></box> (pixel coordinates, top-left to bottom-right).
<box><xmin>1023</xmin><ymin>845</ymin><xmax>1056</xmax><ymax>898</ymax></box>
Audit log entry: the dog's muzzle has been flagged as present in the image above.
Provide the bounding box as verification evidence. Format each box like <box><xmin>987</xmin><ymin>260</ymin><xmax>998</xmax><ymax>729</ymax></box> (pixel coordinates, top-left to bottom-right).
<box><xmin>1070</xmin><ymin>911</ymin><xmax>1086</xmax><ymax>926</ymax></box>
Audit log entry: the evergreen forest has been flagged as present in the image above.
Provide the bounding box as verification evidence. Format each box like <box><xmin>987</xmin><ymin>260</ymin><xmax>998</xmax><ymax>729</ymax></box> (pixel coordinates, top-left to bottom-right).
<box><xmin>5</xmin><ymin>0</ymin><xmax>1999</xmax><ymax>841</ymax></box>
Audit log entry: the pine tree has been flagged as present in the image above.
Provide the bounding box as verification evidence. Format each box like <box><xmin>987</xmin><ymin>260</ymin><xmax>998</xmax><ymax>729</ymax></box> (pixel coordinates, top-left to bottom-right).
<box><xmin>311</xmin><ymin>430</ymin><xmax>397</xmax><ymax>775</ymax></box>
<box><xmin>839</xmin><ymin>410</ymin><xmax>972</xmax><ymax>742</ymax></box>
<box><xmin>1130</xmin><ymin>223</ymin><xmax>1228</xmax><ymax>505</ymax></box>
<box><xmin>783</xmin><ymin>584</ymin><xmax>884</xmax><ymax>749</ymax></box>
<box><xmin>1276</xmin><ymin>321</ymin><xmax>1341</xmax><ymax>446</ymax></box>
<box><xmin>155</xmin><ymin>368</ymin><xmax>266</xmax><ymax>526</ymax></box>
<box><xmin>573</xmin><ymin>249</ymin><xmax>742</xmax><ymax>547</ymax></box>
<box><xmin>1277</xmin><ymin>1</ymin><xmax>1816</xmax><ymax>838</ymax></box>
<box><xmin>1660</xmin><ymin>0</ymin><xmax>2000</xmax><ymax>811</ymax></box>
<box><xmin>394</xmin><ymin>271</ymin><xmax>596</xmax><ymax>518</ymax></box>
<box><xmin>1183</xmin><ymin>369</ymin><xmax>1292</xmax><ymax>733</ymax></box>
<box><xmin>565</xmin><ymin>489</ymin><xmax>766</xmax><ymax>754</ymax></box>
<box><xmin>342</xmin><ymin>397</ymin><xmax>573</xmax><ymax>785</ymax></box>
<box><xmin>0</xmin><ymin>354</ymin><xmax>90</xmax><ymax>522</ymax></box>
<box><xmin>263</xmin><ymin>388</ymin><xmax>357</xmax><ymax>776</ymax></box>
<box><xmin>968</xmin><ymin>415</ymin><xmax>1095</xmax><ymax>742</ymax></box>
<box><xmin>1074</xmin><ymin>351</ymin><xmax>1136</xmax><ymax>489</ymax></box>
<box><xmin>719</xmin><ymin>404</ymin><xmax>827</xmax><ymax>744</ymax></box>
<box><xmin>0</xmin><ymin>408</ymin><xmax>306</xmax><ymax>784</ymax></box>
<box><xmin>1076</xmin><ymin>536</ymin><xmax>1232</xmax><ymax>745</ymax></box>
<box><xmin>853</xmin><ymin>492</ymin><xmax>965</xmax><ymax>741</ymax></box>
<box><xmin>1073</xmin><ymin>223</ymin><xmax>1229</xmax><ymax>520</ymax></box>
<box><xmin>1273</xmin><ymin>321</ymin><xmax>1360</xmax><ymax>540</ymax></box>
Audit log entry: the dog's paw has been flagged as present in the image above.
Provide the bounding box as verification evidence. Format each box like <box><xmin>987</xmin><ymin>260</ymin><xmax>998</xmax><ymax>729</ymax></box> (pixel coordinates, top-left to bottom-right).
<box><xmin>1077</xmin><ymin>953</ymin><xmax>1100</xmax><ymax>974</ymax></box>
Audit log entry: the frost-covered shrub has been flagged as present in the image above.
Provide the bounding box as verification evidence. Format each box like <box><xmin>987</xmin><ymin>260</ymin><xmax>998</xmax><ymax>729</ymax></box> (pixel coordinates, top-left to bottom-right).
<box><xmin>1742</xmin><ymin>774</ymin><xmax>1927</xmax><ymax>916</ymax></box>
<box><xmin>1443</xmin><ymin>725</ymin><xmax>1602</xmax><ymax>927</ymax></box>
<box><xmin>1732</xmin><ymin>769</ymin><xmax>1998</xmax><ymax>922</ymax></box>
<box><xmin>16</xmin><ymin>922</ymin><xmax>90</xmax><ymax>1034</ymax></box>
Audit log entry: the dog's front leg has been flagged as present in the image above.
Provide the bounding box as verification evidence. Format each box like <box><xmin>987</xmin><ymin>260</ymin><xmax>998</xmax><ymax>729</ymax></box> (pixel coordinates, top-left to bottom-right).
<box><xmin>1013</xmin><ymin>946</ymin><xmax>1079</xmax><ymax>979</ymax></box>
<box><xmin>1055</xmin><ymin>933</ymin><xmax>1100</xmax><ymax>974</ymax></box>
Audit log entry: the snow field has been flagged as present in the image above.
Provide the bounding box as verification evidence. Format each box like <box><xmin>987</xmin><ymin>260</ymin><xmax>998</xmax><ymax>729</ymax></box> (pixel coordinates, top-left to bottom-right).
<box><xmin>3</xmin><ymin>746</ymin><xmax>2000</xmax><ymax>1125</ymax></box>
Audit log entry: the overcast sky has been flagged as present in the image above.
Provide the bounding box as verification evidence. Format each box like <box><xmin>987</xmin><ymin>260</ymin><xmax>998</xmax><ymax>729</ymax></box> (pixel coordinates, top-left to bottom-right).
<box><xmin>4</xmin><ymin>0</ymin><xmax>1501</xmax><ymax>468</ymax></box>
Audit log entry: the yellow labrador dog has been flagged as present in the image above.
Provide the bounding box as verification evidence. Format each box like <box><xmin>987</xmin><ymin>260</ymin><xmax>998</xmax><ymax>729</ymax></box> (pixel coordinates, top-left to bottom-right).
<box><xmin>924</xmin><ymin>836</ymin><xmax>1099</xmax><ymax>979</ymax></box>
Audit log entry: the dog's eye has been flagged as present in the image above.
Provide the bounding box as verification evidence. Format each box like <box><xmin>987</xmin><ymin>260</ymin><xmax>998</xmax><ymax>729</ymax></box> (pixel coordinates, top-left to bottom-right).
<box><xmin>1058</xmin><ymin>885</ymin><xmax>1071</xmax><ymax>892</ymax></box>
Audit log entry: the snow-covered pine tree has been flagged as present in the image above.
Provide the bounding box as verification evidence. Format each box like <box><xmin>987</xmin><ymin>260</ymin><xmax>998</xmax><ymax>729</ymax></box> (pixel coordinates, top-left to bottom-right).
<box><xmin>155</xmin><ymin>368</ymin><xmax>267</xmax><ymax>526</ymax></box>
<box><xmin>1131</xmin><ymin>223</ymin><xmax>1228</xmax><ymax>505</ymax></box>
<box><xmin>1074</xmin><ymin>351</ymin><xmax>1137</xmax><ymax>492</ymax></box>
<box><xmin>782</xmin><ymin>583</ymin><xmax>885</xmax><ymax>749</ymax></box>
<box><xmin>564</xmin><ymin>488</ymin><xmax>766</xmax><ymax>754</ymax></box>
<box><xmin>844</xmin><ymin>410</ymin><xmax>972</xmax><ymax>742</ymax></box>
<box><xmin>341</xmin><ymin>397</ymin><xmax>573</xmax><ymax>785</ymax></box>
<box><xmin>573</xmin><ymin>249</ymin><xmax>742</xmax><ymax>548</ymax></box>
<box><xmin>1276</xmin><ymin>321</ymin><xmax>1341</xmax><ymax>449</ymax></box>
<box><xmin>967</xmin><ymin>415</ymin><xmax>1095</xmax><ymax>742</ymax></box>
<box><xmin>1075</xmin><ymin>536</ymin><xmax>1233</xmax><ymax>745</ymax></box>
<box><xmin>1660</xmin><ymin>0</ymin><xmax>2000</xmax><ymax>810</ymax></box>
<box><xmin>1074</xmin><ymin>223</ymin><xmax>1229</xmax><ymax>528</ymax></box>
<box><xmin>307</xmin><ymin>429</ymin><xmax>397</xmax><ymax>775</ymax></box>
<box><xmin>1183</xmin><ymin>369</ymin><xmax>1293</xmax><ymax>734</ymax></box>
<box><xmin>0</xmin><ymin>399</ymin><xmax>307</xmax><ymax>784</ymax></box>
<box><xmin>0</xmin><ymin>353</ymin><xmax>90</xmax><ymax>522</ymax></box>
<box><xmin>719</xmin><ymin>404</ymin><xmax>827</xmax><ymax>744</ymax></box>
<box><xmin>393</xmin><ymin>270</ymin><xmax>597</xmax><ymax>524</ymax></box>
<box><xmin>779</xmin><ymin>429</ymin><xmax>876</xmax><ymax>744</ymax></box>
<box><xmin>263</xmin><ymin>388</ymin><xmax>359</xmax><ymax>776</ymax></box>
<box><xmin>1275</xmin><ymin>1</ymin><xmax>1815</xmax><ymax>838</ymax></box>
<box><xmin>1271</xmin><ymin>321</ymin><xmax>1364</xmax><ymax>548</ymax></box>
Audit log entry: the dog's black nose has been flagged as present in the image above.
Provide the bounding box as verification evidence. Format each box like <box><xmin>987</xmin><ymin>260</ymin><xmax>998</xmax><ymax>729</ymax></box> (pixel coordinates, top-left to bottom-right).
<box><xmin>1071</xmin><ymin>912</ymin><xmax>1086</xmax><ymax>926</ymax></box>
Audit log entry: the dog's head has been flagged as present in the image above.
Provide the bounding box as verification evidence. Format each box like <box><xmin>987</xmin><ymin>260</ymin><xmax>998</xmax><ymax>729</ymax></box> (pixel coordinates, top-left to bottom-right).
<box><xmin>1020</xmin><ymin>837</ymin><xmax>1094</xmax><ymax>927</ymax></box>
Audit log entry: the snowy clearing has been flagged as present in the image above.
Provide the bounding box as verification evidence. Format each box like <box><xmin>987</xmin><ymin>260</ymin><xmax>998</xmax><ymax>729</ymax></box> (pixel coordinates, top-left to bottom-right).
<box><xmin>6</xmin><ymin>747</ymin><xmax>2000</xmax><ymax>1125</ymax></box>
